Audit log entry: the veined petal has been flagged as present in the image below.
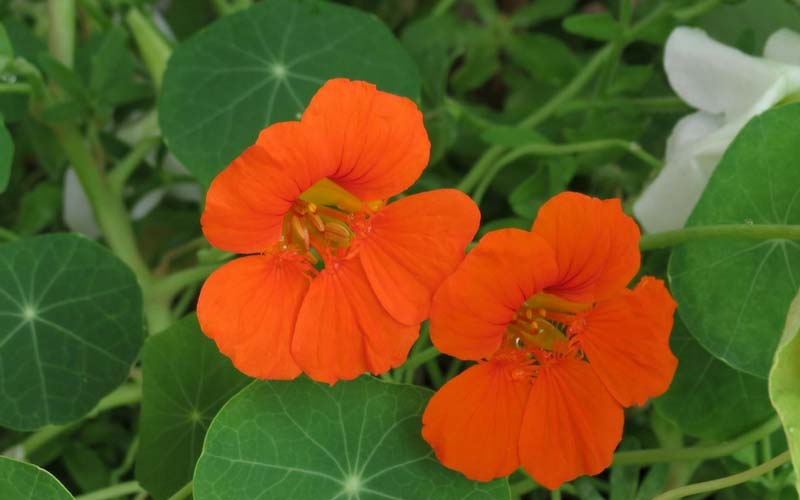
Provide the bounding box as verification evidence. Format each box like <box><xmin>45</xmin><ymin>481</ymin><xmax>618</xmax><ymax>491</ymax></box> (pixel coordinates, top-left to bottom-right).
<box><xmin>665</xmin><ymin>27</ymin><xmax>784</xmax><ymax>119</ymax></box>
<box><xmin>302</xmin><ymin>79</ymin><xmax>430</xmax><ymax>201</ymax></box>
<box><xmin>201</xmin><ymin>121</ymin><xmax>336</xmax><ymax>254</ymax></box>
<box><xmin>532</xmin><ymin>192</ymin><xmax>640</xmax><ymax>303</ymax></box>
<box><xmin>421</xmin><ymin>359</ymin><xmax>531</xmax><ymax>481</ymax></box>
<box><xmin>430</xmin><ymin>229</ymin><xmax>559</xmax><ymax>361</ymax></box>
<box><xmin>519</xmin><ymin>358</ymin><xmax>623</xmax><ymax>490</ymax></box>
<box><xmin>292</xmin><ymin>258</ymin><xmax>418</xmax><ymax>384</ymax></box>
<box><xmin>358</xmin><ymin>189</ymin><xmax>480</xmax><ymax>325</ymax></box>
<box><xmin>578</xmin><ymin>277</ymin><xmax>677</xmax><ymax>407</ymax></box>
<box><xmin>197</xmin><ymin>254</ymin><xmax>310</xmax><ymax>379</ymax></box>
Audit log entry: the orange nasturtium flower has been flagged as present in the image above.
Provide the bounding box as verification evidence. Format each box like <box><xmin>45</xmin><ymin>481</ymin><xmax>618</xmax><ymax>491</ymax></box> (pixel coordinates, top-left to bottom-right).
<box><xmin>196</xmin><ymin>79</ymin><xmax>479</xmax><ymax>384</ymax></box>
<box><xmin>422</xmin><ymin>192</ymin><xmax>677</xmax><ymax>489</ymax></box>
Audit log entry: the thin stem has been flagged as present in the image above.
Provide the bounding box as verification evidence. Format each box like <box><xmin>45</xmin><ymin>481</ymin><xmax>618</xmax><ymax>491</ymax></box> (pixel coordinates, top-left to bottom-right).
<box><xmin>152</xmin><ymin>263</ymin><xmax>221</xmax><ymax>300</ymax></box>
<box><xmin>401</xmin><ymin>347</ymin><xmax>440</xmax><ymax>381</ymax></box>
<box><xmin>126</xmin><ymin>8</ymin><xmax>172</xmax><ymax>91</ymax></box>
<box><xmin>108</xmin><ymin>136</ymin><xmax>161</xmax><ymax>195</ymax></box>
<box><xmin>75</xmin><ymin>481</ymin><xmax>143</xmax><ymax>500</ymax></box>
<box><xmin>673</xmin><ymin>0</ymin><xmax>724</xmax><ymax>20</ymax></box>
<box><xmin>550</xmin><ymin>489</ymin><xmax>562</xmax><ymax>500</ymax></box>
<box><xmin>613</xmin><ymin>416</ymin><xmax>781</xmax><ymax>466</ymax></box>
<box><xmin>155</xmin><ymin>237</ymin><xmax>208</xmax><ymax>275</ymax></box>
<box><xmin>0</xmin><ymin>83</ymin><xmax>32</xmax><ymax>94</ymax></box>
<box><xmin>21</xmin><ymin>383</ymin><xmax>142</xmax><ymax>458</ymax></box>
<box><xmin>651</xmin><ymin>451</ymin><xmax>791</xmax><ymax>500</ymax></box>
<box><xmin>47</xmin><ymin>0</ymin><xmax>75</xmax><ymax>67</ymax></box>
<box><xmin>472</xmin><ymin>139</ymin><xmax>661</xmax><ymax>204</ymax></box>
<box><xmin>639</xmin><ymin>225</ymin><xmax>800</xmax><ymax>251</ymax></box>
<box><xmin>167</xmin><ymin>482</ymin><xmax>193</xmax><ymax>500</ymax></box>
<box><xmin>509</xmin><ymin>477</ymin><xmax>537</xmax><ymax>497</ymax></box>
<box><xmin>0</xmin><ymin>227</ymin><xmax>19</xmax><ymax>241</ymax></box>
<box><xmin>432</xmin><ymin>0</ymin><xmax>459</xmax><ymax>17</ymax></box>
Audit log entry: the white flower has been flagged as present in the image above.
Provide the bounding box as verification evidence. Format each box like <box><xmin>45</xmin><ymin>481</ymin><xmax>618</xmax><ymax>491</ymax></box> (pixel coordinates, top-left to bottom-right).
<box><xmin>633</xmin><ymin>27</ymin><xmax>800</xmax><ymax>233</ymax></box>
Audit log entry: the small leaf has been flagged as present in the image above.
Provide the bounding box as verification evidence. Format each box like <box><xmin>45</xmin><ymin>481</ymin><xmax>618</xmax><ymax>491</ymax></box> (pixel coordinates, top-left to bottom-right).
<box><xmin>194</xmin><ymin>377</ymin><xmax>511</xmax><ymax>500</ymax></box>
<box><xmin>0</xmin><ymin>234</ymin><xmax>143</xmax><ymax>430</ymax></box>
<box><xmin>669</xmin><ymin>103</ymin><xmax>800</xmax><ymax>377</ymax></box>
<box><xmin>0</xmin><ymin>116</ymin><xmax>11</xmax><ymax>193</ymax></box>
<box><xmin>504</xmin><ymin>33</ymin><xmax>580</xmax><ymax>85</ymax></box>
<box><xmin>450</xmin><ymin>33</ymin><xmax>498</xmax><ymax>94</ymax></box>
<box><xmin>160</xmin><ymin>0</ymin><xmax>420</xmax><ymax>185</ymax></box>
<box><xmin>769</xmin><ymin>288</ymin><xmax>800</xmax><ymax>496</ymax></box>
<box><xmin>14</xmin><ymin>182</ymin><xmax>61</xmax><ymax>235</ymax></box>
<box><xmin>0</xmin><ymin>22</ymin><xmax>13</xmax><ymax>58</ymax></box>
<box><xmin>136</xmin><ymin>315</ymin><xmax>250</xmax><ymax>500</ymax></box>
<box><xmin>0</xmin><ymin>456</ymin><xmax>74</xmax><ymax>499</ymax></box>
<box><xmin>563</xmin><ymin>13</ymin><xmax>624</xmax><ymax>41</ymax></box>
<box><xmin>509</xmin><ymin>0</ymin><xmax>578</xmax><ymax>28</ymax></box>
<box><xmin>63</xmin><ymin>441</ymin><xmax>110</xmax><ymax>493</ymax></box>
<box><xmin>654</xmin><ymin>319</ymin><xmax>774</xmax><ymax>440</ymax></box>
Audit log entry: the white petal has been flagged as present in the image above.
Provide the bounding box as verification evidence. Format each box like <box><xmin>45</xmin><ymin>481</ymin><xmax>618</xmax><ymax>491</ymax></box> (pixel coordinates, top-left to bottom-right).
<box><xmin>63</xmin><ymin>168</ymin><xmax>102</xmax><ymax>239</ymax></box>
<box><xmin>764</xmin><ymin>29</ymin><xmax>800</xmax><ymax>65</ymax></box>
<box><xmin>664</xmin><ymin>111</ymin><xmax>722</xmax><ymax>166</ymax></box>
<box><xmin>168</xmin><ymin>182</ymin><xmax>202</xmax><ymax>203</ymax></box>
<box><xmin>665</xmin><ymin>27</ymin><xmax>783</xmax><ymax>118</ymax></box>
<box><xmin>130</xmin><ymin>188</ymin><xmax>167</xmax><ymax>220</ymax></box>
<box><xmin>633</xmin><ymin>156</ymin><xmax>708</xmax><ymax>233</ymax></box>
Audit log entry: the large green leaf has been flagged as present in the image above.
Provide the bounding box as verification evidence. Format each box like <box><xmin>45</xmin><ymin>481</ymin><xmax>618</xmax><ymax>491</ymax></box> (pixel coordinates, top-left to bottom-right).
<box><xmin>136</xmin><ymin>315</ymin><xmax>250</xmax><ymax>500</ymax></box>
<box><xmin>769</xmin><ymin>288</ymin><xmax>800</xmax><ymax>495</ymax></box>
<box><xmin>0</xmin><ymin>234</ymin><xmax>143</xmax><ymax>430</ymax></box>
<box><xmin>0</xmin><ymin>116</ymin><xmax>11</xmax><ymax>193</ymax></box>
<box><xmin>669</xmin><ymin>103</ymin><xmax>800</xmax><ymax>378</ymax></box>
<box><xmin>194</xmin><ymin>377</ymin><xmax>510</xmax><ymax>500</ymax></box>
<box><xmin>654</xmin><ymin>319</ymin><xmax>774</xmax><ymax>440</ymax></box>
<box><xmin>0</xmin><ymin>456</ymin><xmax>74</xmax><ymax>499</ymax></box>
<box><xmin>159</xmin><ymin>0</ymin><xmax>420</xmax><ymax>185</ymax></box>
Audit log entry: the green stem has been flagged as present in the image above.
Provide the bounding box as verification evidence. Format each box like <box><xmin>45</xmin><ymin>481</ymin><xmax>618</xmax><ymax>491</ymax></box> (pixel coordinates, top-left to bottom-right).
<box><xmin>673</xmin><ymin>0</ymin><xmax>724</xmax><ymax>20</ymax></box>
<box><xmin>401</xmin><ymin>346</ymin><xmax>440</xmax><ymax>381</ymax></box>
<box><xmin>432</xmin><ymin>0</ymin><xmax>459</xmax><ymax>17</ymax></box>
<box><xmin>152</xmin><ymin>263</ymin><xmax>221</xmax><ymax>300</ymax></box>
<box><xmin>651</xmin><ymin>450</ymin><xmax>791</xmax><ymax>500</ymax></box>
<box><xmin>126</xmin><ymin>8</ymin><xmax>172</xmax><ymax>91</ymax></box>
<box><xmin>21</xmin><ymin>383</ymin><xmax>141</xmax><ymax>458</ymax></box>
<box><xmin>0</xmin><ymin>83</ymin><xmax>32</xmax><ymax>94</ymax></box>
<box><xmin>75</xmin><ymin>481</ymin><xmax>143</xmax><ymax>500</ymax></box>
<box><xmin>639</xmin><ymin>225</ymin><xmax>800</xmax><ymax>251</ymax></box>
<box><xmin>472</xmin><ymin>138</ymin><xmax>661</xmax><ymax>204</ymax></box>
<box><xmin>108</xmin><ymin>136</ymin><xmax>161</xmax><ymax>195</ymax></box>
<box><xmin>550</xmin><ymin>489</ymin><xmax>562</xmax><ymax>500</ymax></box>
<box><xmin>0</xmin><ymin>227</ymin><xmax>19</xmax><ymax>241</ymax></box>
<box><xmin>47</xmin><ymin>0</ymin><xmax>75</xmax><ymax>67</ymax></box>
<box><xmin>509</xmin><ymin>477</ymin><xmax>537</xmax><ymax>497</ymax></box>
<box><xmin>167</xmin><ymin>482</ymin><xmax>193</xmax><ymax>500</ymax></box>
<box><xmin>613</xmin><ymin>416</ymin><xmax>781</xmax><ymax>466</ymax></box>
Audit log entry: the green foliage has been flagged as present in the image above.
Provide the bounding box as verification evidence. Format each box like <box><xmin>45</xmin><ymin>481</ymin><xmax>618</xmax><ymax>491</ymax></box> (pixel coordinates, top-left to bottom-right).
<box><xmin>0</xmin><ymin>234</ymin><xmax>143</xmax><ymax>430</ymax></box>
<box><xmin>159</xmin><ymin>0</ymin><xmax>421</xmax><ymax>185</ymax></box>
<box><xmin>669</xmin><ymin>104</ymin><xmax>800</xmax><ymax>378</ymax></box>
<box><xmin>136</xmin><ymin>315</ymin><xmax>250</xmax><ymax>500</ymax></box>
<box><xmin>769</xmin><ymin>289</ymin><xmax>800</xmax><ymax>495</ymax></box>
<box><xmin>0</xmin><ymin>116</ymin><xmax>11</xmax><ymax>193</ymax></box>
<box><xmin>0</xmin><ymin>456</ymin><xmax>73</xmax><ymax>500</ymax></box>
<box><xmin>655</xmin><ymin>319</ymin><xmax>774</xmax><ymax>440</ymax></box>
<box><xmin>194</xmin><ymin>376</ymin><xmax>511</xmax><ymax>499</ymax></box>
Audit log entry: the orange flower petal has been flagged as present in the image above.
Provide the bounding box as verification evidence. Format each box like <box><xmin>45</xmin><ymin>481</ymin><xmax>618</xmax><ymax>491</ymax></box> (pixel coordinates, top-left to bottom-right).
<box><xmin>531</xmin><ymin>192</ymin><xmax>640</xmax><ymax>303</ymax></box>
<box><xmin>197</xmin><ymin>254</ymin><xmax>309</xmax><ymax>379</ymax></box>
<box><xmin>358</xmin><ymin>189</ymin><xmax>480</xmax><ymax>325</ymax></box>
<box><xmin>430</xmin><ymin>229</ymin><xmax>559</xmax><ymax>361</ymax></box>
<box><xmin>302</xmin><ymin>79</ymin><xmax>430</xmax><ymax>201</ymax></box>
<box><xmin>291</xmin><ymin>258</ymin><xmax>418</xmax><ymax>384</ymax></box>
<box><xmin>519</xmin><ymin>358</ymin><xmax>623</xmax><ymax>490</ymax></box>
<box><xmin>421</xmin><ymin>359</ymin><xmax>531</xmax><ymax>481</ymax></box>
<box><xmin>201</xmin><ymin>121</ymin><xmax>336</xmax><ymax>254</ymax></box>
<box><xmin>578</xmin><ymin>277</ymin><xmax>678</xmax><ymax>407</ymax></box>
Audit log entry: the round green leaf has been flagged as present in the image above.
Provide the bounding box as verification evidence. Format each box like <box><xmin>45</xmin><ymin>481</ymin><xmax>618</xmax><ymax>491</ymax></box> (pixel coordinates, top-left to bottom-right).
<box><xmin>654</xmin><ymin>319</ymin><xmax>774</xmax><ymax>440</ymax></box>
<box><xmin>159</xmin><ymin>0</ymin><xmax>421</xmax><ymax>185</ymax></box>
<box><xmin>669</xmin><ymin>103</ymin><xmax>800</xmax><ymax>378</ymax></box>
<box><xmin>136</xmin><ymin>315</ymin><xmax>250</xmax><ymax>500</ymax></box>
<box><xmin>0</xmin><ymin>234</ymin><xmax>143</xmax><ymax>430</ymax></box>
<box><xmin>0</xmin><ymin>456</ymin><xmax>74</xmax><ymax>499</ymax></box>
<box><xmin>0</xmin><ymin>117</ymin><xmax>12</xmax><ymax>193</ymax></box>
<box><xmin>194</xmin><ymin>377</ymin><xmax>510</xmax><ymax>500</ymax></box>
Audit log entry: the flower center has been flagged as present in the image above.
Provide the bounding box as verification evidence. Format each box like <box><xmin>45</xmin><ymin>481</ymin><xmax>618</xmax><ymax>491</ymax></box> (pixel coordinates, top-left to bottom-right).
<box><xmin>500</xmin><ymin>292</ymin><xmax>592</xmax><ymax>373</ymax></box>
<box><xmin>279</xmin><ymin>178</ymin><xmax>382</xmax><ymax>261</ymax></box>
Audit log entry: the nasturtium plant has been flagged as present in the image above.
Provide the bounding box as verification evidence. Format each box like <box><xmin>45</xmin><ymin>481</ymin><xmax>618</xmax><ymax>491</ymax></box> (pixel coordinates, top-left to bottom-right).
<box><xmin>2</xmin><ymin>1</ymin><xmax>800</xmax><ymax>499</ymax></box>
<box><xmin>669</xmin><ymin>103</ymin><xmax>800</xmax><ymax>378</ymax></box>
<box><xmin>136</xmin><ymin>315</ymin><xmax>250</xmax><ymax>500</ymax></box>
<box><xmin>0</xmin><ymin>234</ymin><xmax>142</xmax><ymax>430</ymax></box>
<box><xmin>0</xmin><ymin>456</ymin><xmax>73</xmax><ymax>500</ymax></box>
<box><xmin>159</xmin><ymin>0</ymin><xmax>421</xmax><ymax>184</ymax></box>
<box><xmin>194</xmin><ymin>377</ymin><xmax>511</xmax><ymax>500</ymax></box>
